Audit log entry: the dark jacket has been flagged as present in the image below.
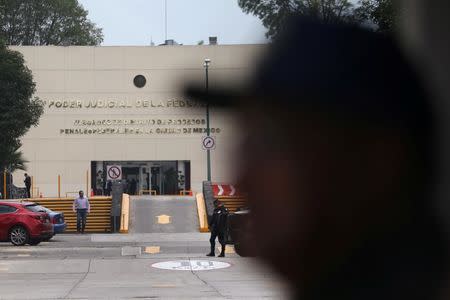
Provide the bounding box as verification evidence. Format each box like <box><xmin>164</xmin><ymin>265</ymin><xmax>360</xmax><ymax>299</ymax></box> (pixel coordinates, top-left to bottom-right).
<box><xmin>209</xmin><ymin>205</ymin><xmax>228</xmax><ymax>232</ymax></box>
<box><xmin>24</xmin><ymin>176</ymin><xmax>31</xmax><ymax>187</ymax></box>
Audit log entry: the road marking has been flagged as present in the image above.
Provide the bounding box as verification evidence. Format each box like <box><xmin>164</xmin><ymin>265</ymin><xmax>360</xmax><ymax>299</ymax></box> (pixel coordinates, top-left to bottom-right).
<box><xmin>15</xmin><ymin>248</ymin><xmax>32</xmax><ymax>252</ymax></box>
<box><xmin>145</xmin><ymin>246</ymin><xmax>160</xmax><ymax>254</ymax></box>
<box><xmin>0</xmin><ymin>267</ymin><xmax>8</xmax><ymax>272</ymax></box>
<box><xmin>152</xmin><ymin>260</ymin><xmax>231</xmax><ymax>271</ymax></box>
<box><xmin>156</xmin><ymin>214</ymin><xmax>171</xmax><ymax>224</ymax></box>
<box><xmin>17</xmin><ymin>254</ymin><xmax>31</xmax><ymax>257</ymax></box>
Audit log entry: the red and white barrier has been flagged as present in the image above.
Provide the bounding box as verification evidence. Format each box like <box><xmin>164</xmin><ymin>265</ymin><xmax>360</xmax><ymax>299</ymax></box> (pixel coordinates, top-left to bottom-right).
<box><xmin>212</xmin><ymin>184</ymin><xmax>240</xmax><ymax>197</ymax></box>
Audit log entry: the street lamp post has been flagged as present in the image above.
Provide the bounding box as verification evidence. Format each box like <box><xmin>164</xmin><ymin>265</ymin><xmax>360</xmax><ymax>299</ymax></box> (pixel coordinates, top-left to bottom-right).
<box><xmin>204</xmin><ymin>58</ymin><xmax>211</xmax><ymax>182</ymax></box>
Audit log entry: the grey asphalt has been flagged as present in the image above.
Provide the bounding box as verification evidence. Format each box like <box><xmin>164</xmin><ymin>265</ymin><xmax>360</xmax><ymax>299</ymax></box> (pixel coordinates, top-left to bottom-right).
<box><xmin>0</xmin><ymin>196</ymin><xmax>290</xmax><ymax>299</ymax></box>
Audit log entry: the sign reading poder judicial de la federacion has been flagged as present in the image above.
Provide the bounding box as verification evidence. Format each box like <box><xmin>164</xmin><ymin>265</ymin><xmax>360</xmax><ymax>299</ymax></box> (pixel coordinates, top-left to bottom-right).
<box><xmin>45</xmin><ymin>99</ymin><xmax>205</xmax><ymax>109</ymax></box>
<box><xmin>47</xmin><ymin>99</ymin><xmax>223</xmax><ymax>136</ymax></box>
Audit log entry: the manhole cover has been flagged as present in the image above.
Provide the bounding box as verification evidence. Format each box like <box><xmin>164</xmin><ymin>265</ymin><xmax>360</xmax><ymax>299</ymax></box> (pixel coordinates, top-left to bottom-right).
<box><xmin>151</xmin><ymin>260</ymin><xmax>231</xmax><ymax>271</ymax></box>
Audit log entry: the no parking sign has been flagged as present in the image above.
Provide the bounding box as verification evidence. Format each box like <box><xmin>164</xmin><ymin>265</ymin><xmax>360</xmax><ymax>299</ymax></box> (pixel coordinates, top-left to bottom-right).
<box><xmin>107</xmin><ymin>165</ymin><xmax>122</xmax><ymax>180</ymax></box>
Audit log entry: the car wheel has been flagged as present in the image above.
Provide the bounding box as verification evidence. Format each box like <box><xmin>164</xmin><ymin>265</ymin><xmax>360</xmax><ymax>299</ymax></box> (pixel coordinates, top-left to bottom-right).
<box><xmin>9</xmin><ymin>226</ymin><xmax>29</xmax><ymax>246</ymax></box>
<box><xmin>28</xmin><ymin>239</ymin><xmax>41</xmax><ymax>246</ymax></box>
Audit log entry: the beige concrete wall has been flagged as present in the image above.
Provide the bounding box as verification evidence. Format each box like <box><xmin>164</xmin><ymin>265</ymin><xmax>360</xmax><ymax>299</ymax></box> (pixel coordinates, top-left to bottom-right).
<box><xmin>10</xmin><ymin>45</ymin><xmax>265</xmax><ymax>196</ymax></box>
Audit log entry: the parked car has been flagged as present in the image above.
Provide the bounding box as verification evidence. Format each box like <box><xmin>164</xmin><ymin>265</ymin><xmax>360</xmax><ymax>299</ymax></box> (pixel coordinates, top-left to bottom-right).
<box><xmin>0</xmin><ymin>201</ymin><xmax>53</xmax><ymax>246</ymax></box>
<box><xmin>226</xmin><ymin>209</ymin><xmax>256</xmax><ymax>257</ymax></box>
<box><xmin>28</xmin><ymin>204</ymin><xmax>66</xmax><ymax>240</ymax></box>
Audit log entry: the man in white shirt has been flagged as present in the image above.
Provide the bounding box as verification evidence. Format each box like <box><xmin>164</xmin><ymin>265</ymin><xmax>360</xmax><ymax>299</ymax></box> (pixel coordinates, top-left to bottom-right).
<box><xmin>73</xmin><ymin>190</ymin><xmax>90</xmax><ymax>233</ymax></box>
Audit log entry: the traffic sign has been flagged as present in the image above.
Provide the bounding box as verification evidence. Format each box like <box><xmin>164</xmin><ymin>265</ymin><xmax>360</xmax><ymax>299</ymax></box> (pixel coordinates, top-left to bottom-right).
<box><xmin>202</xmin><ymin>136</ymin><xmax>216</xmax><ymax>150</ymax></box>
<box><xmin>107</xmin><ymin>165</ymin><xmax>122</xmax><ymax>180</ymax></box>
<box><xmin>212</xmin><ymin>184</ymin><xmax>239</xmax><ymax>197</ymax></box>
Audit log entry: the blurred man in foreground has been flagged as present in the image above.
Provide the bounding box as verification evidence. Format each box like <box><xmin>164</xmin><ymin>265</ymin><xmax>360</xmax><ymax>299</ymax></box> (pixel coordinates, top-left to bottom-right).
<box><xmin>188</xmin><ymin>17</ymin><xmax>449</xmax><ymax>300</ymax></box>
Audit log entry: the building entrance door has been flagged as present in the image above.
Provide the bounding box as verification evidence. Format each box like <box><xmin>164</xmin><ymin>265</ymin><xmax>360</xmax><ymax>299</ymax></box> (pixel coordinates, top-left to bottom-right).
<box><xmin>139</xmin><ymin>166</ymin><xmax>150</xmax><ymax>194</ymax></box>
<box><xmin>122</xmin><ymin>167</ymin><xmax>139</xmax><ymax>195</ymax></box>
<box><xmin>92</xmin><ymin>160</ymin><xmax>190</xmax><ymax>196</ymax></box>
<box><xmin>150</xmin><ymin>166</ymin><xmax>161</xmax><ymax>194</ymax></box>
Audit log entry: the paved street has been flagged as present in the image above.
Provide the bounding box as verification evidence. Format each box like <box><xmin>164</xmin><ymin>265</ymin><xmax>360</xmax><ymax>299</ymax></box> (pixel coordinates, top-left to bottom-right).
<box><xmin>0</xmin><ymin>197</ymin><xmax>290</xmax><ymax>299</ymax></box>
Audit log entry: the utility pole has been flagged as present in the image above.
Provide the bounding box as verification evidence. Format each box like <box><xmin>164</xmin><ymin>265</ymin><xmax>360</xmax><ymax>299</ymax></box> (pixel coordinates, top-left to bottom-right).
<box><xmin>165</xmin><ymin>0</ymin><xmax>168</xmax><ymax>41</ymax></box>
<box><xmin>204</xmin><ymin>59</ymin><xmax>211</xmax><ymax>181</ymax></box>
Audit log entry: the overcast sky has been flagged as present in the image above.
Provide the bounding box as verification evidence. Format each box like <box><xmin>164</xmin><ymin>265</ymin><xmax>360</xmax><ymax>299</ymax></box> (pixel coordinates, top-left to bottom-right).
<box><xmin>78</xmin><ymin>0</ymin><xmax>268</xmax><ymax>46</ymax></box>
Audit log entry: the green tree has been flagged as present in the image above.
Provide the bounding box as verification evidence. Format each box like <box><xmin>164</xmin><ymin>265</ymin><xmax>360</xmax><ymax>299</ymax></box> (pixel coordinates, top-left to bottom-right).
<box><xmin>238</xmin><ymin>0</ymin><xmax>355</xmax><ymax>39</ymax></box>
<box><xmin>0</xmin><ymin>0</ymin><xmax>103</xmax><ymax>45</ymax></box>
<box><xmin>238</xmin><ymin>0</ymin><xmax>397</xmax><ymax>38</ymax></box>
<box><xmin>0</xmin><ymin>41</ymin><xmax>44</xmax><ymax>172</ymax></box>
<box><xmin>0</xmin><ymin>146</ymin><xmax>28</xmax><ymax>172</ymax></box>
<box><xmin>355</xmin><ymin>0</ymin><xmax>398</xmax><ymax>33</ymax></box>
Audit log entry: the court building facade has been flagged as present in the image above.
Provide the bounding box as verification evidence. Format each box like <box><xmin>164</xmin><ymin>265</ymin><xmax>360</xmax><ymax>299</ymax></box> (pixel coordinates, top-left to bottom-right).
<box><xmin>11</xmin><ymin>44</ymin><xmax>264</xmax><ymax>197</ymax></box>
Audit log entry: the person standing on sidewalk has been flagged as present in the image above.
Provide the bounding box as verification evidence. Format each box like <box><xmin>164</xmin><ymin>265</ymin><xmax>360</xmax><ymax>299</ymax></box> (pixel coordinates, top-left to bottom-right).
<box><xmin>207</xmin><ymin>199</ymin><xmax>229</xmax><ymax>257</ymax></box>
<box><xmin>24</xmin><ymin>173</ymin><xmax>31</xmax><ymax>198</ymax></box>
<box><xmin>73</xmin><ymin>190</ymin><xmax>90</xmax><ymax>233</ymax></box>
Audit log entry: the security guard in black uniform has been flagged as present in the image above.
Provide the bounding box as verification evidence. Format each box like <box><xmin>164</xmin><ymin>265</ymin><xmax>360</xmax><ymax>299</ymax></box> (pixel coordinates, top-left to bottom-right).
<box><xmin>207</xmin><ymin>199</ymin><xmax>228</xmax><ymax>257</ymax></box>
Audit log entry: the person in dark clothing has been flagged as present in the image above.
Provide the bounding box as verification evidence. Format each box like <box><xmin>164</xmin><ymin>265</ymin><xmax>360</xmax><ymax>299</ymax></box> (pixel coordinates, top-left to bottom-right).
<box><xmin>129</xmin><ymin>178</ymin><xmax>137</xmax><ymax>195</ymax></box>
<box><xmin>207</xmin><ymin>199</ymin><xmax>229</xmax><ymax>257</ymax></box>
<box><xmin>24</xmin><ymin>173</ymin><xmax>31</xmax><ymax>198</ymax></box>
<box><xmin>188</xmin><ymin>18</ymin><xmax>449</xmax><ymax>300</ymax></box>
<box><xmin>122</xmin><ymin>179</ymin><xmax>128</xmax><ymax>194</ymax></box>
<box><xmin>106</xmin><ymin>180</ymin><xmax>112</xmax><ymax>196</ymax></box>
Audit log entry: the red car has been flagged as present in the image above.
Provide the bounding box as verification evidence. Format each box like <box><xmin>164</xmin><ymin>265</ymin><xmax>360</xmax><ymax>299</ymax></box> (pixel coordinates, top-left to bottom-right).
<box><xmin>0</xmin><ymin>201</ymin><xmax>53</xmax><ymax>246</ymax></box>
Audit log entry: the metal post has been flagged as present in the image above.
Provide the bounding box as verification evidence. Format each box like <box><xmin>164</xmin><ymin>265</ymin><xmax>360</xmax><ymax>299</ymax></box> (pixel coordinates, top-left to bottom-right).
<box><xmin>9</xmin><ymin>170</ymin><xmax>12</xmax><ymax>200</ymax></box>
<box><xmin>3</xmin><ymin>170</ymin><xmax>6</xmax><ymax>199</ymax></box>
<box><xmin>31</xmin><ymin>176</ymin><xmax>34</xmax><ymax>198</ymax></box>
<box><xmin>165</xmin><ymin>0</ymin><xmax>168</xmax><ymax>41</ymax></box>
<box><xmin>86</xmin><ymin>170</ymin><xmax>89</xmax><ymax>195</ymax></box>
<box><xmin>204</xmin><ymin>59</ymin><xmax>211</xmax><ymax>181</ymax></box>
<box><xmin>58</xmin><ymin>175</ymin><xmax>61</xmax><ymax>198</ymax></box>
